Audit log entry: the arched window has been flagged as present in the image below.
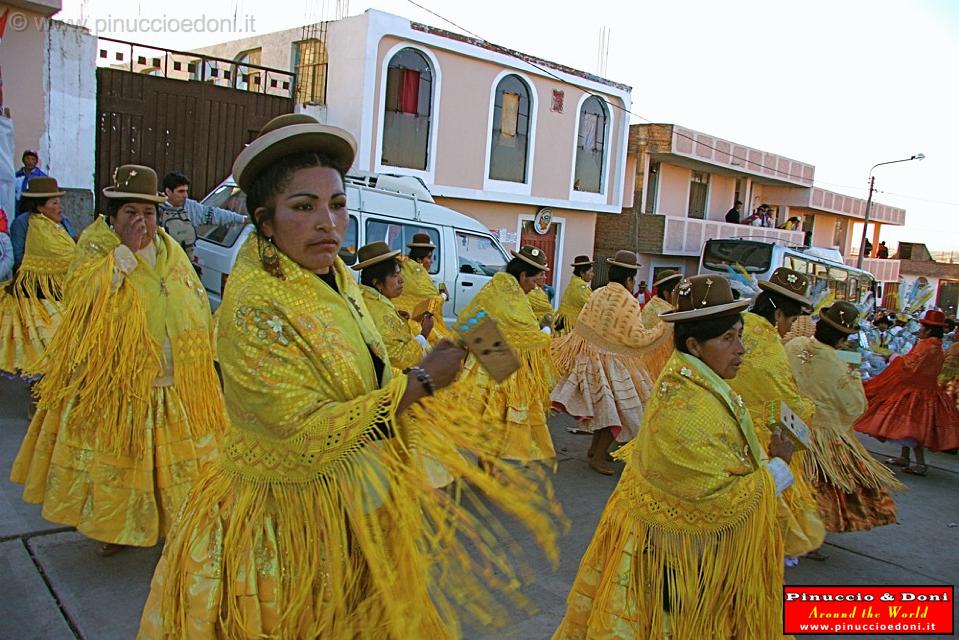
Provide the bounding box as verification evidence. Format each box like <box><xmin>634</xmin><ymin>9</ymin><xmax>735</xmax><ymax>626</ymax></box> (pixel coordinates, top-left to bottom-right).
<box><xmin>573</xmin><ymin>96</ymin><xmax>608</xmax><ymax>193</ymax></box>
<box><xmin>489</xmin><ymin>74</ymin><xmax>532</xmax><ymax>183</ymax></box>
<box><xmin>381</xmin><ymin>47</ymin><xmax>433</xmax><ymax>171</ymax></box>
<box><xmin>233</xmin><ymin>48</ymin><xmax>261</xmax><ymax>92</ymax></box>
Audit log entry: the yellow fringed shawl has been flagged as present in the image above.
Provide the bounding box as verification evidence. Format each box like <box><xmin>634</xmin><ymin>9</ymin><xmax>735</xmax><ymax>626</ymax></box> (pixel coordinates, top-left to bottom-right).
<box><xmin>360</xmin><ymin>284</ymin><xmax>424</xmax><ymax>371</ymax></box>
<box><xmin>940</xmin><ymin>342</ymin><xmax>959</xmax><ymax>385</ymax></box>
<box><xmin>554</xmin><ymin>275</ymin><xmax>591</xmax><ymax>335</ymax></box>
<box><xmin>32</xmin><ymin>217</ymin><xmax>224</xmax><ymax>457</ymax></box>
<box><xmin>0</xmin><ymin>214</ymin><xmax>75</xmax><ymax>374</ymax></box>
<box><xmin>786</xmin><ymin>336</ymin><xmax>905</xmax><ymax>494</ymax></box>
<box><xmin>554</xmin><ymin>351</ymin><xmax>783</xmax><ymax>639</ymax></box>
<box><xmin>729</xmin><ymin>311</ymin><xmax>825</xmax><ymax>557</ymax></box>
<box><xmin>528</xmin><ymin>286</ymin><xmax>554</xmax><ymax>328</ymax></box>
<box><xmin>453</xmin><ymin>272</ymin><xmax>556</xmax><ymax>461</ymax></box>
<box><xmin>140</xmin><ymin>236</ymin><xmax>564</xmax><ymax>639</ymax></box>
<box><xmin>552</xmin><ymin>282</ymin><xmax>666</xmax><ymax>378</ymax></box>
<box><xmin>393</xmin><ymin>255</ymin><xmax>455</xmax><ymax>342</ymax></box>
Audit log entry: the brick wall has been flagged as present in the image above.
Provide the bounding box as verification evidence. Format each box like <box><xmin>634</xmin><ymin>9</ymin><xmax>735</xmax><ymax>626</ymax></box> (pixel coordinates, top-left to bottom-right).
<box><xmin>593</xmin><ymin>123</ymin><xmax>674</xmax><ymax>279</ymax></box>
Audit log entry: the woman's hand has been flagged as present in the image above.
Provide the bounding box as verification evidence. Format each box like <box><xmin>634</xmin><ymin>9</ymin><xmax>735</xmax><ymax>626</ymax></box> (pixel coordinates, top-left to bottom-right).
<box><xmin>768</xmin><ymin>430</ymin><xmax>795</xmax><ymax>465</ymax></box>
<box><xmin>420</xmin><ymin>313</ymin><xmax>434</xmax><ymax>339</ymax></box>
<box><xmin>417</xmin><ymin>339</ymin><xmax>465</xmax><ymax>390</ymax></box>
<box><xmin>118</xmin><ymin>215</ymin><xmax>147</xmax><ymax>252</ymax></box>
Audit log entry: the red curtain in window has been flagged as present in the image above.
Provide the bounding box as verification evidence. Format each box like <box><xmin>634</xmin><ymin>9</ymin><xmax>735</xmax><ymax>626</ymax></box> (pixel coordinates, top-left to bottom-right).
<box><xmin>400</xmin><ymin>69</ymin><xmax>420</xmax><ymax>114</ymax></box>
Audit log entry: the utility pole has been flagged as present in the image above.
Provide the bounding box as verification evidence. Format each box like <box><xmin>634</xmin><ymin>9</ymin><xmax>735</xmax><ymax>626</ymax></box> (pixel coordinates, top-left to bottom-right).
<box><xmin>856</xmin><ymin>175</ymin><xmax>875</xmax><ymax>270</ymax></box>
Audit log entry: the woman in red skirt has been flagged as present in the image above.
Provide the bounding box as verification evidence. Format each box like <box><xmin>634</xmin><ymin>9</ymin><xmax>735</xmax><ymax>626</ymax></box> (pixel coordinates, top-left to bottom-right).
<box><xmin>855</xmin><ymin>309</ymin><xmax>959</xmax><ymax>476</ymax></box>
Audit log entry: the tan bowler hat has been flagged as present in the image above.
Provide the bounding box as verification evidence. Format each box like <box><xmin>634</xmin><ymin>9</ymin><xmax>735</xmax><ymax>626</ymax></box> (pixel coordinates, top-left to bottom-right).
<box><xmin>352</xmin><ymin>241</ymin><xmax>401</xmax><ymax>271</ymax></box>
<box><xmin>102</xmin><ymin>165</ymin><xmax>166</xmax><ymax>203</ymax></box>
<box><xmin>605</xmin><ymin>250</ymin><xmax>641</xmax><ymax>271</ymax></box>
<box><xmin>22</xmin><ymin>176</ymin><xmax>65</xmax><ymax>199</ymax></box>
<box><xmin>406</xmin><ymin>232</ymin><xmax>436</xmax><ymax>249</ymax></box>
<box><xmin>233</xmin><ymin>113</ymin><xmax>356</xmax><ymax>193</ymax></box>
<box><xmin>660</xmin><ymin>275</ymin><xmax>751</xmax><ymax>323</ymax></box>
<box><xmin>653</xmin><ymin>269</ymin><xmax>683</xmax><ymax>288</ymax></box>
<box><xmin>510</xmin><ymin>245</ymin><xmax>549</xmax><ymax>271</ymax></box>
<box><xmin>819</xmin><ymin>301</ymin><xmax>861</xmax><ymax>334</ymax></box>
<box><xmin>758</xmin><ymin>267</ymin><xmax>813</xmax><ymax>312</ymax></box>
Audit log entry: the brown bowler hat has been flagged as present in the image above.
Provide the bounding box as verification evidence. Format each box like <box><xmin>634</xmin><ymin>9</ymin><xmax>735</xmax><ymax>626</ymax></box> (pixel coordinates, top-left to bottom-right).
<box><xmin>819</xmin><ymin>301</ymin><xmax>861</xmax><ymax>334</ymax></box>
<box><xmin>660</xmin><ymin>275</ymin><xmax>751</xmax><ymax>323</ymax></box>
<box><xmin>232</xmin><ymin>113</ymin><xmax>356</xmax><ymax>193</ymax></box>
<box><xmin>102</xmin><ymin>165</ymin><xmax>166</xmax><ymax>203</ymax></box>
<box><xmin>351</xmin><ymin>241</ymin><xmax>401</xmax><ymax>271</ymax></box>
<box><xmin>510</xmin><ymin>245</ymin><xmax>549</xmax><ymax>271</ymax></box>
<box><xmin>758</xmin><ymin>267</ymin><xmax>813</xmax><ymax>312</ymax></box>
<box><xmin>22</xmin><ymin>176</ymin><xmax>65</xmax><ymax>199</ymax></box>
<box><xmin>406</xmin><ymin>232</ymin><xmax>436</xmax><ymax>249</ymax></box>
<box><xmin>605</xmin><ymin>250</ymin><xmax>641</xmax><ymax>271</ymax></box>
<box><xmin>653</xmin><ymin>269</ymin><xmax>683</xmax><ymax>288</ymax></box>
<box><xmin>570</xmin><ymin>255</ymin><xmax>593</xmax><ymax>267</ymax></box>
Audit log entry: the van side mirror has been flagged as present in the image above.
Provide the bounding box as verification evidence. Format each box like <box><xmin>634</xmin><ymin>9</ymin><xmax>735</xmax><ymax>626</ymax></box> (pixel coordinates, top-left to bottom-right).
<box><xmin>460</xmin><ymin>264</ymin><xmax>476</xmax><ymax>275</ymax></box>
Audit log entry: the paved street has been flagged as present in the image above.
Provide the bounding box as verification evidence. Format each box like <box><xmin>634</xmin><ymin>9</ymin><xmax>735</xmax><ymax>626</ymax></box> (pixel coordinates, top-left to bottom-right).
<box><xmin>1</xmin><ymin>374</ymin><xmax>957</xmax><ymax>639</ymax></box>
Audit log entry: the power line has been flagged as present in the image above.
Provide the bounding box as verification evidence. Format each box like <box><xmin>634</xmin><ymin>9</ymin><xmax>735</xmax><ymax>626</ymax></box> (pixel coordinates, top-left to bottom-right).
<box><xmin>874</xmin><ymin>190</ymin><xmax>959</xmax><ymax>208</ymax></box>
<box><xmin>403</xmin><ymin>0</ymin><xmax>841</xmax><ymax>187</ymax></box>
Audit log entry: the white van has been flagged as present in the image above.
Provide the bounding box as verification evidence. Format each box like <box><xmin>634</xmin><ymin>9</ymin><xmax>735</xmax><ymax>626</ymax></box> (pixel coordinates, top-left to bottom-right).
<box><xmin>194</xmin><ymin>171</ymin><xmax>511</xmax><ymax>322</ymax></box>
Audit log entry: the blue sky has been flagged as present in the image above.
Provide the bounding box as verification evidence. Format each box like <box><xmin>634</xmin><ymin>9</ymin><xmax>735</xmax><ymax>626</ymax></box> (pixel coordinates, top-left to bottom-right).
<box><xmin>60</xmin><ymin>0</ymin><xmax>959</xmax><ymax>252</ymax></box>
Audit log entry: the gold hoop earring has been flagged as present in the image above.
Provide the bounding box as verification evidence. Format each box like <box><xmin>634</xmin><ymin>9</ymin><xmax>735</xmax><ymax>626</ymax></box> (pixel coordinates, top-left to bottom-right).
<box><xmin>258</xmin><ymin>233</ymin><xmax>284</xmax><ymax>279</ymax></box>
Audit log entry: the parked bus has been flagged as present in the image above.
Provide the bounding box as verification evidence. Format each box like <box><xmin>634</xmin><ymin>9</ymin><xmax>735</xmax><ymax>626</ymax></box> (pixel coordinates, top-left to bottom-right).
<box><xmin>699</xmin><ymin>238</ymin><xmax>877</xmax><ymax>304</ymax></box>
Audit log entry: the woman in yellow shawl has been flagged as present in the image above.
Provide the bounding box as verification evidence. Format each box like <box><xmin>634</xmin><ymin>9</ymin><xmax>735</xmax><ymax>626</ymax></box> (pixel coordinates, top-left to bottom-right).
<box><xmin>0</xmin><ymin>177</ymin><xmax>76</xmax><ymax>377</ymax></box>
<box><xmin>11</xmin><ymin>165</ymin><xmax>224</xmax><ymax>557</ymax></box>
<box><xmin>138</xmin><ymin>115</ymin><xmax>561</xmax><ymax>639</ymax></box>
<box><xmin>392</xmin><ymin>231</ymin><xmax>455</xmax><ymax>343</ymax></box>
<box><xmin>728</xmin><ymin>266</ymin><xmax>826</xmax><ymax>562</ymax></box>
<box><xmin>454</xmin><ymin>245</ymin><xmax>555</xmax><ymax>464</ymax></box>
<box><xmin>554</xmin><ymin>255</ymin><xmax>593</xmax><ymax>335</ymax></box>
<box><xmin>786</xmin><ymin>301</ymin><xmax>904</xmax><ymax>532</ymax></box>
<box><xmin>551</xmin><ymin>250</ymin><xmax>667</xmax><ymax>475</ymax></box>
<box><xmin>639</xmin><ymin>268</ymin><xmax>682</xmax><ymax>379</ymax></box>
<box><xmin>356</xmin><ymin>241</ymin><xmax>431</xmax><ymax>370</ymax></box>
<box><xmin>941</xmin><ymin>320</ymin><xmax>959</xmax><ymax>411</ymax></box>
<box><xmin>528</xmin><ymin>269</ymin><xmax>555</xmax><ymax>331</ymax></box>
<box><xmin>554</xmin><ymin>275</ymin><xmax>795</xmax><ymax>639</ymax></box>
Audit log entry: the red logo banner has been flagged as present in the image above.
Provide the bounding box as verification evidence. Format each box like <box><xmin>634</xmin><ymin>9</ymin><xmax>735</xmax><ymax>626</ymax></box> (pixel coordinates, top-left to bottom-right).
<box><xmin>784</xmin><ymin>586</ymin><xmax>954</xmax><ymax>635</ymax></box>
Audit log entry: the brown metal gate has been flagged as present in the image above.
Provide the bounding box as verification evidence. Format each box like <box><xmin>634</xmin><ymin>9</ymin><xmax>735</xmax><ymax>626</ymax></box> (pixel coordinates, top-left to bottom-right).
<box><xmin>95</xmin><ymin>67</ymin><xmax>293</xmax><ymax>211</ymax></box>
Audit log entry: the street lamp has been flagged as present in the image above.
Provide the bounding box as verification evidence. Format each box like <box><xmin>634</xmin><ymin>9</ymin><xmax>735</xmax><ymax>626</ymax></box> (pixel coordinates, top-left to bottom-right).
<box><xmin>856</xmin><ymin>153</ymin><xmax>925</xmax><ymax>269</ymax></box>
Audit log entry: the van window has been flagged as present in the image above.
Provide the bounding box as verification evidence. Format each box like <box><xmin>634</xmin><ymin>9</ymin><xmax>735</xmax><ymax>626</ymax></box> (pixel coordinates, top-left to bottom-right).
<box><xmin>340</xmin><ymin>214</ymin><xmax>359</xmax><ymax>265</ymax></box>
<box><xmin>203</xmin><ymin>184</ymin><xmax>249</xmax><ymax>215</ymax></box>
<box><xmin>456</xmin><ymin>231</ymin><xmax>507</xmax><ymax>276</ymax></box>
<box><xmin>365</xmin><ymin>219</ymin><xmax>440</xmax><ymax>274</ymax></box>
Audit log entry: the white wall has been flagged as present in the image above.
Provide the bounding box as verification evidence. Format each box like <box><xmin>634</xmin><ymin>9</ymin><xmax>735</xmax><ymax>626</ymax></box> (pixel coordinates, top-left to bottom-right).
<box><xmin>45</xmin><ymin>21</ymin><xmax>97</xmax><ymax>189</ymax></box>
<box><xmin>324</xmin><ymin>13</ymin><xmax>372</xmax><ymax>164</ymax></box>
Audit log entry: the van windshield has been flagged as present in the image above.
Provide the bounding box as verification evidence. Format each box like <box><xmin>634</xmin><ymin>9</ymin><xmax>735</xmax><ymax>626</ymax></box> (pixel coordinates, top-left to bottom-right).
<box><xmin>702</xmin><ymin>240</ymin><xmax>773</xmax><ymax>273</ymax></box>
<box><xmin>456</xmin><ymin>232</ymin><xmax>508</xmax><ymax>276</ymax></box>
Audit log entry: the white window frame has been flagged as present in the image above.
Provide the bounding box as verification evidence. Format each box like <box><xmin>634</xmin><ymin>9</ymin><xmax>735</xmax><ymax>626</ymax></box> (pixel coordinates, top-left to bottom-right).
<box><xmin>483</xmin><ymin>70</ymin><xmax>538</xmax><ymax>196</ymax></box>
<box><xmin>568</xmin><ymin>93</ymin><xmax>614</xmax><ymax>205</ymax></box>
<box><xmin>374</xmin><ymin>42</ymin><xmax>442</xmax><ymax>185</ymax></box>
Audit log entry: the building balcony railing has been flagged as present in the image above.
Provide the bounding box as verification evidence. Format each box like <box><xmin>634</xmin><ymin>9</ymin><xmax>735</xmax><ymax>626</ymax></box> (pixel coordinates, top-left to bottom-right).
<box><xmin>638</xmin><ymin>213</ymin><xmax>806</xmax><ymax>257</ymax></box>
<box><xmin>844</xmin><ymin>256</ymin><xmax>901</xmax><ymax>283</ymax></box>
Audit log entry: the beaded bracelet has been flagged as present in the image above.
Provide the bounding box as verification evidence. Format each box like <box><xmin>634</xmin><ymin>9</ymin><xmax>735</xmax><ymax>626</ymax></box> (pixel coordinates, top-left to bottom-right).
<box><xmin>408</xmin><ymin>366</ymin><xmax>436</xmax><ymax>396</ymax></box>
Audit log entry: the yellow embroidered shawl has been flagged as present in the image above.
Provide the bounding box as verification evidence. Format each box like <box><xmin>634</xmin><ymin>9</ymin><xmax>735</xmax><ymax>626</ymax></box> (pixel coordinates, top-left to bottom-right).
<box><xmin>528</xmin><ymin>285</ymin><xmax>554</xmax><ymax>327</ymax></box>
<box><xmin>150</xmin><ymin>237</ymin><xmax>562</xmax><ymax>638</ymax></box>
<box><xmin>361</xmin><ymin>284</ymin><xmax>424</xmax><ymax>371</ymax></box>
<box><xmin>786</xmin><ymin>336</ymin><xmax>905</xmax><ymax>493</ymax></box>
<box><xmin>555</xmin><ymin>350</ymin><xmax>782</xmax><ymax>639</ymax></box>
<box><xmin>33</xmin><ymin>217</ymin><xmax>224</xmax><ymax>457</ymax></box>
<box><xmin>640</xmin><ymin>294</ymin><xmax>676</xmax><ymax>379</ymax></box>
<box><xmin>552</xmin><ymin>282</ymin><xmax>667</xmax><ymax>378</ymax></box>
<box><xmin>729</xmin><ymin>311</ymin><xmax>824</xmax><ymax>556</ymax></box>
<box><xmin>454</xmin><ymin>272</ymin><xmax>555</xmax><ymax>460</ymax></box>
<box><xmin>555</xmin><ymin>275</ymin><xmax>591</xmax><ymax>334</ymax></box>
<box><xmin>14</xmin><ymin>213</ymin><xmax>75</xmax><ymax>304</ymax></box>
<box><xmin>393</xmin><ymin>255</ymin><xmax>455</xmax><ymax>342</ymax></box>
<box><xmin>940</xmin><ymin>342</ymin><xmax>959</xmax><ymax>384</ymax></box>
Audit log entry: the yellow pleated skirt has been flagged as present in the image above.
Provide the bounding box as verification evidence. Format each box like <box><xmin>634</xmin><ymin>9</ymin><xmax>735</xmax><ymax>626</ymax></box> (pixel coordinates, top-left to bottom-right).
<box><xmin>10</xmin><ymin>384</ymin><xmax>218</xmax><ymax>546</ymax></box>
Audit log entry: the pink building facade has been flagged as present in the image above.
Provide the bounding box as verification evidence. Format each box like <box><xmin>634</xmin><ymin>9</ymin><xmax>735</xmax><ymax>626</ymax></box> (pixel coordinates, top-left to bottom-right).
<box><xmin>195</xmin><ymin>9</ymin><xmax>633</xmax><ymax>296</ymax></box>
<box><xmin>596</xmin><ymin>123</ymin><xmax>906</xmax><ymax>287</ymax></box>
